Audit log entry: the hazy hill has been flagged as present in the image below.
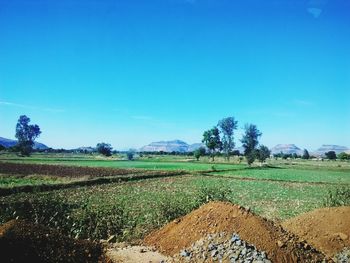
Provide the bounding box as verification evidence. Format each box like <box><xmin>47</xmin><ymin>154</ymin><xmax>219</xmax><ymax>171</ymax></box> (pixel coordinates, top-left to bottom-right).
<box><xmin>270</xmin><ymin>144</ymin><xmax>303</xmax><ymax>155</ymax></box>
<box><xmin>315</xmin><ymin>145</ymin><xmax>349</xmax><ymax>155</ymax></box>
<box><xmin>188</xmin><ymin>143</ymin><xmax>206</xmax><ymax>152</ymax></box>
<box><xmin>140</xmin><ymin>140</ymin><xmax>204</xmax><ymax>153</ymax></box>
<box><xmin>0</xmin><ymin>137</ymin><xmax>48</xmax><ymax>150</ymax></box>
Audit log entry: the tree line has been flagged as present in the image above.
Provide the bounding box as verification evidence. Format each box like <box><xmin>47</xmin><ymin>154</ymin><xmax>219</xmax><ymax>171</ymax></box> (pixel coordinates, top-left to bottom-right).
<box><xmin>6</xmin><ymin>115</ymin><xmax>350</xmax><ymax>162</ymax></box>
<box><xmin>200</xmin><ymin>117</ymin><xmax>270</xmax><ymax>165</ymax></box>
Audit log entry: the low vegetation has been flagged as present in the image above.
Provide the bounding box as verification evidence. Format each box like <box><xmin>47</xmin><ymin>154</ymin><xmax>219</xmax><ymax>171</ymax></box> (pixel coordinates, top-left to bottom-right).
<box><xmin>0</xmin><ymin>154</ymin><xmax>349</xmax><ymax>245</ymax></box>
<box><xmin>323</xmin><ymin>187</ymin><xmax>350</xmax><ymax>207</ymax></box>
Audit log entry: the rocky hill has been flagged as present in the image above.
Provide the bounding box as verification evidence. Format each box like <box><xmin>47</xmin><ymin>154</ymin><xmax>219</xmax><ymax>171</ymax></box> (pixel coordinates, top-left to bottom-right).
<box><xmin>270</xmin><ymin>144</ymin><xmax>303</xmax><ymax>155</ymax></box>
<box><xmin>0</xmin><ymin>137</ymin><xmax>48</xmax><ymax>150</ymax></box>
<box><xmin>140</xmin><ymin>140</ymin><xmax>204</xmax><ymax>153</ymax></box>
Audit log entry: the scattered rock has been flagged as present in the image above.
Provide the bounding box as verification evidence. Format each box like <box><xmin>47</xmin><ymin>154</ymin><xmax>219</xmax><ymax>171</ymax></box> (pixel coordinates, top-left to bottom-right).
<box><xmin>333</xmin><ymin>247</ymin><xmax>350</xmax><ymax>263</ymax></box>
<box><xmin>173</xmin><ymin>232</ymin><xmax>271</xmax><ymax>262</ymax></box>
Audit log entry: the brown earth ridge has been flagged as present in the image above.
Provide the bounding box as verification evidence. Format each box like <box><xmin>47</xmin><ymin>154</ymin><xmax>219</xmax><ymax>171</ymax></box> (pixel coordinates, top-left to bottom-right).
<box><xmin>144</xmin><ymin>201</ymin><xmax>327</xmax><ymax>262</ymax></box>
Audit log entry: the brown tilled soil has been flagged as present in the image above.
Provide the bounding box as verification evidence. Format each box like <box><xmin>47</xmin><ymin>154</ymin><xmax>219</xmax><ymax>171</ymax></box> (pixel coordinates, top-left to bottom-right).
<box><xmin>0</xmin><ymin>162</ymin><xmax>142</xmax><ymax>177</ymax></box>
<box><xmin>282</xmin><ymin>206</ymin><xmax>350</xmax><ymax>258</ymax></box>
<box><xmin>0</xmin><ymin>219</ymin><xmax>105</xmax><ymax>263</ymax></box>
<box><xmin>144</xmin><ymin>201</ymin><xmax>326</xmax><ymax>262</ymax></box>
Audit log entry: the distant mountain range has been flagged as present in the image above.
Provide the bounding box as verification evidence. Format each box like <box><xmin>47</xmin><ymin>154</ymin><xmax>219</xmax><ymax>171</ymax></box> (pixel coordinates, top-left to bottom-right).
<box><xmin>0</xmin><ymin>137</ymin><xmax>48</xmax><ymax>150</ymax></box>
<box><xmin>140</xmin><ymin>140</ymin><xmax>205</xmax><ymax>153</ymax></box>
<box><xmin>270</xmin><ymin>144</ymin><xmax>303</xmax><ymax>155</ymax></box>
<box><xmin>315</xmin><ymin>145</ymin><xmax>349</xmax><ymax>155</ymax></box>
<box><xmin>270</xmin><ymin>144</ymin><xmax>349</xmax><ymax>156</ymax></box>
<box><xmin>140</xmin><ymin>140</ymin><xmax>349</xmax><ymax>155</ymax></box>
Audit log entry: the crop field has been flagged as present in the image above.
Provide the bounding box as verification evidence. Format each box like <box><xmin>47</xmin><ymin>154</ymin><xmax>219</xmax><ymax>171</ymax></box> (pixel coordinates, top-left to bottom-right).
<box><xmin>0</xmin><ymin>154</ymin><xmax>349</xmax><ymax>244</ymax></box>
<box><xmin>0</xmin><ymin>156</ymin><xmax>244</xmax><ymax>171</ymax></box>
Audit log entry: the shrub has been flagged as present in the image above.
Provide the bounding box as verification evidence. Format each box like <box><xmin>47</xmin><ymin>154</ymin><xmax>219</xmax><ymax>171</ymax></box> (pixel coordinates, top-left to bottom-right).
<box><xmin>197</xmin><ymin>183</ymin><xmax>232</xmax><ymax>203</ymax></box>
<box><xmin>71</xmin><ymin>201</ymin><xmax>128</xmax><ymax>240</ymax></box>
<box><xmin>126</xmin><ymin>151</ymin><xmax>134</xmax><ymax>161</ymax></box>
<box><xmin>323</xmin><ymin>187</ymin><xmax>350</xmax><ymax>207</ymax></box>
<box><xmin>0</xmin><ymin>195</ymin><xmax>75</xmax><ymax>232</ymax></box>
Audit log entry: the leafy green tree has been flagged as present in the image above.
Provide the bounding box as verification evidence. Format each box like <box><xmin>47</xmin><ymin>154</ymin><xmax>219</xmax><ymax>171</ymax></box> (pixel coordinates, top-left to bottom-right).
<box><xmin>15</xmin><ymin>115</ymin><xmax>41</xmax><ymax>156</ymax></box>
<box><xmin>126</xmin><ymin>150</ymin><xmax>135</xmax><ymax>161</ymax></box>
<box><xmin>194</xmin><ymin>146</ymin><xmax>206</xmax><ymax>161</ymax></box>
<box><xmin>302</xmin><ymin>149</ymin><xmax>310</xmax><ymax>160</ymax></box>
<box><xmin>96</xmin><ymin>143</ymin><xmax>112</xmax><ymax>157</ymax></box>
<box><xmin>257</xmin><ymin>145</ymin><xmax>270</xmax><ymax>163</ymax></box>
<box><xmin>202</xmin><ymin>127</ymin><xmax>222</xmax><ymax>161</ymax></box>
<box><xmin>217</xmin><ymin>117</ymin><xmax>238</xmax><ymax>161</ymax></box>
<box><xmin>338</xmin><ymin>152</ymin><xmax>350</xmax><ymax>160</ymax></box>
<box><xmin>241</xmin><ymin>124</ymin><xmax>262</xmax><ymax>166</ymax></box>
<box><xmin>325</xmin><ymin>151</ymin><xmax>337</xmax><ymax>160</ymax></box>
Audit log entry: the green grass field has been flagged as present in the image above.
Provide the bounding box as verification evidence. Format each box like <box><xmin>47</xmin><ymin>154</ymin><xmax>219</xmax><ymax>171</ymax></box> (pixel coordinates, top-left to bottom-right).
<box><xmin>210</xmin><ymin>167</ymin><xmax>350</xmax><ymax>184</ymax></box>
<box><xmin>0</xmin><ymin>153</ymin><xmax>349</xmax><ymax>242</ymax></box>
<box><xmin>0</xmin><ymin>157</ymin><xmax>243</xmax><ymax>171</ymax></box>
<box><xmin>0</xmin><ymin>174</ymin><xmax>71</xmax><ymax>188</ymax></box>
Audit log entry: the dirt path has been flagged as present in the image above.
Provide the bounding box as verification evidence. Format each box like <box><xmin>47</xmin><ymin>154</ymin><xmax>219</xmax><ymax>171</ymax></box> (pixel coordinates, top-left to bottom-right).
<box><xmin>105</xmin><ymin>245</ymin><xmax>170</xmax><ymax>263</ymax></box>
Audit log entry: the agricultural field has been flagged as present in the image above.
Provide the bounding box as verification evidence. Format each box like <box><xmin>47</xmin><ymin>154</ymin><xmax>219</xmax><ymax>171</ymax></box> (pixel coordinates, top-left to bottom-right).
<box><xmin>0</xmin><ymin>154</ymin><xmax>244</xmax><ymax>171</ymax></box>
<box><xmin>0</xmin><ymin>154</ymin><xmax>349</xmax><ymax>245</ymax></box>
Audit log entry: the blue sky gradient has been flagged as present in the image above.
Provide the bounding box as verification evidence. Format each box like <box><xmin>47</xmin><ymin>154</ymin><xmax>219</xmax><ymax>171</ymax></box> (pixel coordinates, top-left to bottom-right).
<box><xmin>1</xmin><ymin>0</ymin><xmax>349</xmax><ymax>150</ymax></box>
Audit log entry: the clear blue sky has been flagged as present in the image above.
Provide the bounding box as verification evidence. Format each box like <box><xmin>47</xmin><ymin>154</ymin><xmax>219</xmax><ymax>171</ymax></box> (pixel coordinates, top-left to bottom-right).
<box><xmin>0</xmin><ymin>0</ymin><xmax>349</xmax><ymax>150</ymax></box>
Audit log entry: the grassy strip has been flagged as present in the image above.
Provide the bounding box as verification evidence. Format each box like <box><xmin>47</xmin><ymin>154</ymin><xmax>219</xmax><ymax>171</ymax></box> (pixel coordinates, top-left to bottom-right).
<box><xmin>0</xmin><ymin>159</ymin><xmax>245</xmax><ymax>171</ymax></box>
<box><xmin>207</xmin><ymin>166</ymin><xmax>350</xmax><ymax>184</ymax></box>
<box><xmin>0</xmin><ymin>171</ymin><xmax>187</xmax><ymax>196</ymax></box>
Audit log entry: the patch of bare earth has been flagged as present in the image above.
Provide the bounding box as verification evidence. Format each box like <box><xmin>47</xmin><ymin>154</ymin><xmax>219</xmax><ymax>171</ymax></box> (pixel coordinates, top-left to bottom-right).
<box><xmin>105</xmin><ymin>244</ymin><xmax>169</xmax><ymax>263</ymax></box>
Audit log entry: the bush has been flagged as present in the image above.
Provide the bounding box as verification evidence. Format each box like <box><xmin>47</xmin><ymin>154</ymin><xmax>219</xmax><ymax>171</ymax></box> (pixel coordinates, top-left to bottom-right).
<box><xmin>0</xmin><ymin>195</ymin><xmax>129</xmax><ymax>241</ymax></box>
<box><xmin>0</xmin><ymin>195</ymin><xmax>75</xmax><ymax>232</ymax></box>
<box><xmin>197</xmin><ymin>184</ymin><xmax>232</xmax><ymax>203</ymax></box>
<box><xmin>156</xmin><ymin>197</ymin><xmax>188</xmax><ymax>224</ymax></box>
<box><xmin>338</xmin><ymin>152</ymin><xmax>350</xmax><ymax>160</ymax></box>
<box><xmin>323</xmin><ymin>187</ymin><xmax>350</xmax><ymax>207</ymax></box>
<box><xmin>71</xmin><ymin>201</ymin><xmax>128</xmax><ymax>240</ymax></box>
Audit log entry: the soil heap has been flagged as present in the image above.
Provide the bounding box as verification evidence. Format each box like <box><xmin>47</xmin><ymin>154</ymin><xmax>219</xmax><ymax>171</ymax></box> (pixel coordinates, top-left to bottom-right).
<box><xmin>0</xmin><ymin>219</ymin><xmax>104</xmax><ymax>263</ymax></box>
<box><xmin>144</xmin><ymin>201</ymin><xmax>326</xmax><ymax>262</ymax></box>
<box><xmin>282</xmin><ymin>206</ymin><xmax>350</xmax><ymax>258</ymax></box>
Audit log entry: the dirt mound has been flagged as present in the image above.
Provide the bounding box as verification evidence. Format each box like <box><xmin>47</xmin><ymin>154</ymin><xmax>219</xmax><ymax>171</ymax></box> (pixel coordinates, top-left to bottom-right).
<box><xmin>282</xmin><ymin>206</ymin><xmax>350</xmax><ymax>258</ymax></box>
<box><xmin>144</xmin><ymin>201</ymin><xmax>326</xmax><ymax>262</ymax></box>
<box><xmin>0</xmin><ymin>219</ymin><xmax>104</xmax><ymax>262</ymax></box>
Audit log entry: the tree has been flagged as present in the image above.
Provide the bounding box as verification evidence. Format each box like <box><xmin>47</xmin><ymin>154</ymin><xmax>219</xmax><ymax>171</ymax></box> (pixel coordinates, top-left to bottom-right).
<box><xmin>202</xmin><ymin>127</ymin><xmax>222</xmax><ymax>161</ymax></box>
<box><xmin>302</xmin><ymin>149</ymin><xmax>310</xmax><ymax>160</ymax></box>
<box><xmin>257</xmin><ymin>145</ymin><xmax>270</xmax><ymax>164</ymax></box>
<box><xmin>194</xmin><ymin>147</ymin><xmax>206</xmax><ymax>161</ymax></box>
<box><xmin>96</xmin><ymin>143</ymin><xmax>112</xmax><ymax>157</ymax></box>
<box><xmin>217</xmin><ymin>117</ymin><xmax>238</xmax><ymax>161</ymax></box>
<box><xmin>126</xmin><ymin>150</ymin><xmax>135</xmax><ymax>161</ymax></box>
<box><xmin>338</xmin><ymin>152</ymin><xmax>350</xmax><ymax>160</ymax></box>
<box><xmin>15</xmin><ymin>115</ymin><xmax>41</xmax><ymax>156</ymax></box>
<box><xmin>241</xmin><ymin>124</ymin><xmax>262</xmax><ymax>166</ymax></box>
<box><xmin>325</xmin><ymin>151</ymin><xmax>337</xmax><ymax>160</ymax></box>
